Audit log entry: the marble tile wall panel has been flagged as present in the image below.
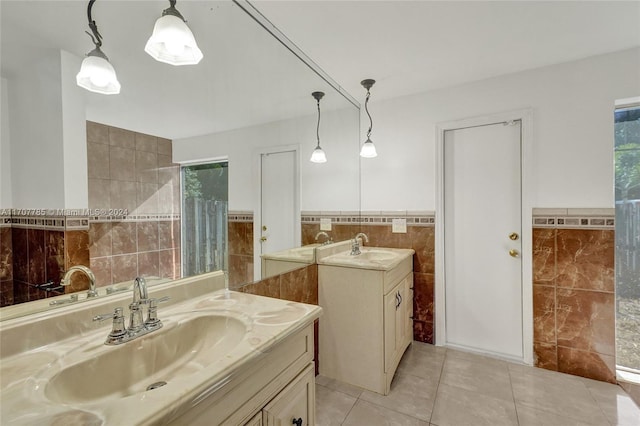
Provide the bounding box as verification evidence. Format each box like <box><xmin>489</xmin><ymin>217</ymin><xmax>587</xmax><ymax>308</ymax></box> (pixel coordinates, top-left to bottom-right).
<box><xmin>556</xmin><ymin>229</ymin><xmax>615</xmax><ymax>292</ymax></box>
<box><xmin>45</xmin><ymin>231</ymin><xmax>65</xmax><ymax>286</ymax></box>
<box><xmin>89</xmin><ymin>223</ymin><xmax>112</xmax><ymax>258</ymax></box>
<box><xmin>557</xmin><ymin>346</ymin><xmax>616</xmax><ymax>383</ymax></box>
<box><xmin>239</xmin><ymin>264</ymin><xmax>318</xmax><ymax>305</ymax></box>
<box><xmin>228</xmin><ymin>254</ymin><xmax>253</xmax><ymax>287</ymax></box>
<box><xmin>0</xmin><ymin>227</ymin><xmax>13</xmax><ymax>282</ymax></box>
<box><xmin>159</xmin><ymin>248</ymin><xmax>181</xmax><ymax>280</ymax></box>
<box><xmin>11</xmin><ymin>228</ymin><xmax>27</xmax><ymax>283</ymax></box>
<box><xmin>556</xmin><ymin>289</ymin><xmax>615</xmax><ymax>356</ymax></box>
<box><xmin>158</xmin><ymin>221</ymin><xmax>180</xmax><ymax>250</ymax></box>
<box><xmin>136</xmin><ymin>222</ymin><xmax>159</xmax><ymax>252</ymax></box>
<box><xmin>0</xmin><ymin>279</ymin><xmax>14</xmax><ymax>307</ymax></box>
<box><xmin>138</xmin><ymin>251</ymin><xmax>160</xmax><ymax>278</ymax></box>
<box><xmin>64</xmin><ymin>230</ymin><xmax>90</xmax><ymax>293</ymax></box>
<box><xmin>27</xmin><ymin>229</ymin><xmax>45</xmax><ymax>285</ymax></box>
<box><xmin>532</xmin><ymin>227</ymin><xmax>616</xmax><ymax>383</ymax></box>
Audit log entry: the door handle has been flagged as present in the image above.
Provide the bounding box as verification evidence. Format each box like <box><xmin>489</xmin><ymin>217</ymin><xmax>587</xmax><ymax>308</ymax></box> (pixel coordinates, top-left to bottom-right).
<box><xmin>509</xmin><ymin>249</ymin><xmax>520</xmax><ymax>258</ymax></box>
<box><xmin>260</xmin><ymin>236</ymin><xmax>267</xmax><ymax>242</ymax></box>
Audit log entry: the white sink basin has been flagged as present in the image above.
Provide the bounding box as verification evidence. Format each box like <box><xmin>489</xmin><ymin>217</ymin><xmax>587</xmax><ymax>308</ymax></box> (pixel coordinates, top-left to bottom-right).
<box><xmin>44</xmin><ymin>314</ymin><xmax>247</xmax><ymax>404</ymax></box>
<box><xmin>353</xmin><ymin>249</ymin><xmax>398</xmax><ymax>262</ymax></box>
<box><xmin>318</xmin><ymin>247</ymin><xmax>414</xmax><ymax>271</ymax></box>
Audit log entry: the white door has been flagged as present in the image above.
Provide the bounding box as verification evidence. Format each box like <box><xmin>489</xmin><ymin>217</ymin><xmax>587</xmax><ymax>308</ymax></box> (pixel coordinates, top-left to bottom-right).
<box><xmin>443</xmin><ymin>121</ymin><xmax>523</xmax><ymax>360</ymax></box>
<box><xmin>260</xmin><ymin>150</ymin><xmax>298</xmax><ymax>256</ymax></box>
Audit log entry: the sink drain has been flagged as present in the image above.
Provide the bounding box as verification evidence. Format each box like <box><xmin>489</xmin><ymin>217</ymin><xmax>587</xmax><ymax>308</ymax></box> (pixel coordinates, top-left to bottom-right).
<box><xmin>146</xmin><ymin>381</ymin><xmax>167</xmax><ymax>391</ymax></box>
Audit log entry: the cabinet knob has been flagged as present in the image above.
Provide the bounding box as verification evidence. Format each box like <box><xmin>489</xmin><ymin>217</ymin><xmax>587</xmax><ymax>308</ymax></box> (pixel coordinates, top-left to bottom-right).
<box><xmin>292</xmin><ymin>418</ymin><xmax>303</xmax><ymax>426</ymax></box>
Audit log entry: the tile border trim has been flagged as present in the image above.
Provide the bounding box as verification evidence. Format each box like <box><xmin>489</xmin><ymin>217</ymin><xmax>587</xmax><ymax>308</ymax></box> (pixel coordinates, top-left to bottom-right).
<box><xmin>301</xmin><ymin>210</ymin><xmax>436</xmax><ymax>226</ymax></box>
<box><xmin>228</xmin><ymin>211</ymin><xmax>253</xmax><ymax>223</ymax></box>
<box><xmin>532</xmin><ymin>208</ymin><xmax>614</xmax><ymax>229</ymax></box>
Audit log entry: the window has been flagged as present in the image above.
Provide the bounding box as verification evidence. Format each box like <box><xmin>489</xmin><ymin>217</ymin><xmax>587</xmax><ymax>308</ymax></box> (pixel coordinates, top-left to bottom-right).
<box><xmin>181</xmin><ymin>161</ymin><xmax>229</xmax><ymax>277</ymax></box>
<box><xmin>614</xmin><ymin>104</ymin><xmax>640</xmax><ymax>377</ymax></box>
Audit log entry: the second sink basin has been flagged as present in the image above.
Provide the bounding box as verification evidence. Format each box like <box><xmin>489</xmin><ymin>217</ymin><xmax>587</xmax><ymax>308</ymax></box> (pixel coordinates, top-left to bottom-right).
<box><xmin>317</xmin><ymin>247</ymin><xmax>415</xmax><ymax>271</ymax></box>
<box><xmin>44</xmin><ymin>314</ymin><xmax>247</xmax><ymax>404</ymax></box>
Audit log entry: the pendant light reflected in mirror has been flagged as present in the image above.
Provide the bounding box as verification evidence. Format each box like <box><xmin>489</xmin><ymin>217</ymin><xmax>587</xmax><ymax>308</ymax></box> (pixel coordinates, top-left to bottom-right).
<box><xmin>76</xmin><ymin>0</ymin><xmax>121</xmax><ymax>95</ymax></box>
<box><xmin>310</xmin><ymin>91</ymin><xmax>327</xmax><ymax>163</ymax></box>
<box><xmin>145</xmin><ymin>0</ymin><xmax>203</xmax><ymax>66</ymax></box>
<box><xmin>360</xmin><ymin>79</ymin><xmax>378</xmax><ymax>158</ymax></box>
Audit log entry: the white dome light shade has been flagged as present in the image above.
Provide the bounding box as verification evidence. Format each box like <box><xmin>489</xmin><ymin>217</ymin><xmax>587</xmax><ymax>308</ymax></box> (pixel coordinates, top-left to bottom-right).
<box><xmin>360</xmin><ymin>138</ymin><xmax>378</xmax><ymax>158</ymax></box>
<box><xmin>310</xmin><ymin>146</ymin><xmax>327</xmax><ymax>163</ymax></box>
<box><xmin>76</xmin><ymin>50</ymin><xmax>121</xmax><ymax>95</ymax></box>
<box><xmin>145</xmin><ymin>14</ymin><xmax>203</xmax><ymax>66</ymax></box>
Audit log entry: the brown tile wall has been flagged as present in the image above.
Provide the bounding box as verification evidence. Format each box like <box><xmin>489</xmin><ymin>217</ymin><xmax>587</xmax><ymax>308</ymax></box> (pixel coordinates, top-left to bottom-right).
<box><xmin>236</xmin><ymin>263</ymin><xmax>318</xmax><ymax>306</ymax></box>
<box><xmin>533</xmin><ymin>228</ymin><xmax>616</xmax><ymax>383</ymax></box>
<box><xmin>302</xmin><ymin>222</ymin><xmax>435</xmax><ymax>344</ymax></box>
<box><xmin>228</xmin><ymin>221</ymin><xmax>253</xmax><ymax>287</ymax></box>
<box><xmin>88</xmin><ymin>220</ymin><xmax>181</xmax><ymax>288</ymax></box>
<box><xmin>0</xmin><ymin>226</ymin><xmax>14</xmax><ymax>306</ymax></box>
<box><xmin>0</xmin><ymin>226</ymin><xmax>90</xmax><ymax>305</ymax></box>
<box><xmin>86</xmin><ymin>121</ymin><xmax>181</xmax><ymax>287</ymax></box>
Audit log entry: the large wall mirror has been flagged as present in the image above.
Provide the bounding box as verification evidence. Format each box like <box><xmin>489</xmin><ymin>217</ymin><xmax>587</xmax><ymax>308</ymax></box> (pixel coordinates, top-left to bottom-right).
<box><xmin>0</xmin><ymin>0</ymin><xmax>360</xmax><ymax>319</ymax></box>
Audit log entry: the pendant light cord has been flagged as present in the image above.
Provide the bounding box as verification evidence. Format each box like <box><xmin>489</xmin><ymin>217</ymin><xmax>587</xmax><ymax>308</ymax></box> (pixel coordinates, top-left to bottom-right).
<box><xmin>86</xmin><ymin>0</ymin><xmax>102</xmax><ymax>48</ymax></box>
<box><xmin>364</xmin><ymin>89</ymin><xmax>373</xmax><ymax>139</ymax></box>
<box><xmin>316</xmin><ymin>98</ymin><xmax>322</xmax><ymax>148</ymax></box>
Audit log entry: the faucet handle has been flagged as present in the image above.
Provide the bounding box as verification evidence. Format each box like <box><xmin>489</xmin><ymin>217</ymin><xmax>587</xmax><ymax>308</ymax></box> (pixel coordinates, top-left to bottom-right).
<box><xmin>145</xmin><ymin>296</ymin><xmax>170</xmax><ymax>329</ymax></box>
<box><xmin>94</xmin><ymin>307</ymin><xmax>127</xmax><ymax>343</ymax></box>
<box><xmin>93</xmin><ymin>307</ymin><xmax>121</xmax><ymax>322</ymax></box>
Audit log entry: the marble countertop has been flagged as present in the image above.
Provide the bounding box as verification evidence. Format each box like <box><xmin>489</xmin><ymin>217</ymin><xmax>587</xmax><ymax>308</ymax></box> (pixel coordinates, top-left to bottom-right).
<box><xmin>0</xmin><ymin>289</ymin><xmax>322</xmax><ymax>425</ymax></box>
<box><xmin>317</xmin><ymin>247</ymin><xmax>415</xmax><ymax>271</ymax></box>
<box><xmin>260</xmin><ymin>244</ymin><xmax>320</xmax><ymax>264</ymax></box>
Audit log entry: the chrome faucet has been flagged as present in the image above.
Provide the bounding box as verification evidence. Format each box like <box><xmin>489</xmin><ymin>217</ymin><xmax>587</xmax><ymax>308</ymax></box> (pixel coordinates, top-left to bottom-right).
<box><xmin>350</xmin><ymin>232</ymin><xmax>369</xmax><ymax>255</ymax></box>
<box><xmin>93</xmin><ymin>276</ymin><xmax>169</xmax><ymax>346</ymax></box>
<box><xmin>315</xmin><ymin>231</ymin><xmax>332</xmax><ymax>245</ymax></box>
<box><xmin>61</xmin><ymin>265</ymin><xmax>98</xmax><ymax>298</ymax></box>
<box><xmin>132</xmin><ymin>276</ymin><xmax>148</xmax><ymax>303</ymax></box>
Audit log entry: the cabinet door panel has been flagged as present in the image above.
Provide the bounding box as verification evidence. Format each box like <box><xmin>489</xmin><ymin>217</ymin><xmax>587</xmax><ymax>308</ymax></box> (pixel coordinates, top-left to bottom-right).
<box><xmin>263</xmin><ymin>364</ymin><xmax>315</xmax><ymax>426</ymax></box>
<box><xmin>384</xmin><ymin>287</ymin><xmax>400</xmax><ymax>370</ymax></box>
<box><xmin>245</xmin><ymin>412</ymin><xmax>263</xmax><ymax>426</ymax></box>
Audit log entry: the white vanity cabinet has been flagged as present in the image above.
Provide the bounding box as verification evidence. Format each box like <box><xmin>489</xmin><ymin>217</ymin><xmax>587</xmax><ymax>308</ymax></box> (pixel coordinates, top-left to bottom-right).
<box><xmin>169</xmin><ymin>324</ymin><xmax>316</xmax><ymax>426</ymax></box>
<box><xmin>318</xmin><ymin>251</ymin><xmax>414</xmax><ymax>395</ymax></box>
<box><xmin>241</xmin><ymin>364</ymin><xmax>314</xmax><ymax>426</ymax></box>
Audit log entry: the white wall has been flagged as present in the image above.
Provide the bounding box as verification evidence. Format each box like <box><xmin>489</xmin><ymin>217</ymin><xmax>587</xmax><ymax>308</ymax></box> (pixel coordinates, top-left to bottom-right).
<box><xmin>361</xmin><ymin>47</ymin><xmax>640</xmax><ymax>211</ymax></box>
<box><xmin>60</xmin><ymin>50</ymin><xmax>88</xmax><ymax>209</ymax></box>
<box><xmin>1</xmin><ymin>78</ymin><xmax>12</xmax><ymax>208</ymax></box>
<box><xmin>174</xmin><ymin>107</ymin><xmax>360</xmax><ymax>212</ymax></box>
<box><xmin>3</xmin><ymin>50</ymin><xmax>88</xmax><ymax>210</ymax></box>
<box><xmin>8</xmin><ymin>49</ymin><xmax>66</xmax><ymax>209</ymax></box>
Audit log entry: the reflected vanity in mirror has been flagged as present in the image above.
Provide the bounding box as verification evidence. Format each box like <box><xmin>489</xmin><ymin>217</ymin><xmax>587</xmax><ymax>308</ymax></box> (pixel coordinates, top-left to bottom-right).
<box><xmin>0</xmin><ymin>0</ymin><xmax>360</xmax><ymax>320</ymax></box>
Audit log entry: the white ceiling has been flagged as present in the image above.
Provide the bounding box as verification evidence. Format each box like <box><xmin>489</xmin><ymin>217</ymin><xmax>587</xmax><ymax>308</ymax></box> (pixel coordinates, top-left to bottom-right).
<box><xmin>2</xmin><ymin>1</ymin><xmax>639</xmax><ymax>139</ymax></box>
<box><xmin>254</xmin><ymin>0</ymin><xmax>640</xmax><ymax>101</ymax></box>
<box><xmin>1</xmin><ymin>1</ymin><xmax>354</xmax><ymax>140</ymax></box>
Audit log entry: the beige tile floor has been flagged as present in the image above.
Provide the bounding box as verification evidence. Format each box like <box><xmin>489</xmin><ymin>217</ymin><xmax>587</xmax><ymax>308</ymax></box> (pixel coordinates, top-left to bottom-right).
<box><xmin>315</xmin><ymin>342</ymin><xmax>640</xmax><ymax>426</ymax></box>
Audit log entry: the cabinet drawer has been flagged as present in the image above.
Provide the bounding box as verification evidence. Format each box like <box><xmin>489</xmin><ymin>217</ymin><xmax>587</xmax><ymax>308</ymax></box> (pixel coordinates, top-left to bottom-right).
<box><xmin>383</xmin><ymin>257</ymin><xmax>413</xmax><ymax>294</ymax></box>
<box><xmin>263</xmin><ymin>364</ymin><xmax>315</xmax><ymax>426</ymax></box>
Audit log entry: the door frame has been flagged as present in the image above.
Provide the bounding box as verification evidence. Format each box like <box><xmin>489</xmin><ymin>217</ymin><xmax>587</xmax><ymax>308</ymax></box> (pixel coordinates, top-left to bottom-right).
<box><xmin>252</xmin><ymin>144</ymin><xmax>301</xmax><ymax>281</ymax></box>
<box><xmin>435</xmin><ymin>109</ymin><xmax>534</xmax><ymax>365</ymax></box>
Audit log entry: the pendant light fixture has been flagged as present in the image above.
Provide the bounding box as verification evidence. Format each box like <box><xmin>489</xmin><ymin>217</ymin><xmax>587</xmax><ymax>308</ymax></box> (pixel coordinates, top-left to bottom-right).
<box><xmin>76</xmin><ymin>0</ymin><xmax>121</xmax><ymax>95</ymax></box>
<box><xmin>145</xmin><ymin>0</ymin><xmax>203</xmax><ymax>66</ymax></box>
<box><xmin>310</xmin><ymin>91</ymin><xmax>327</xmax><ymax>163</ymax></box>
<box><xmin>360</xmin><ymin>79</ymin><xmax>378</xmax><ymax>158</ymax></box>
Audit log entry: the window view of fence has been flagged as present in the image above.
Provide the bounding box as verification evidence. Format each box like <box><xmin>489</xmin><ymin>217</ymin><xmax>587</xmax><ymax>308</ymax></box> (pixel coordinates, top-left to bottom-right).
<box><xmin>614</xmin><ymin>105</ymin><xmax>640</xmax><ymax>373</ymax></box>
<box><xmin>181</xmin><ymin>162</ymin><xmax>229</xmax><ymax>278</ymax></box>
